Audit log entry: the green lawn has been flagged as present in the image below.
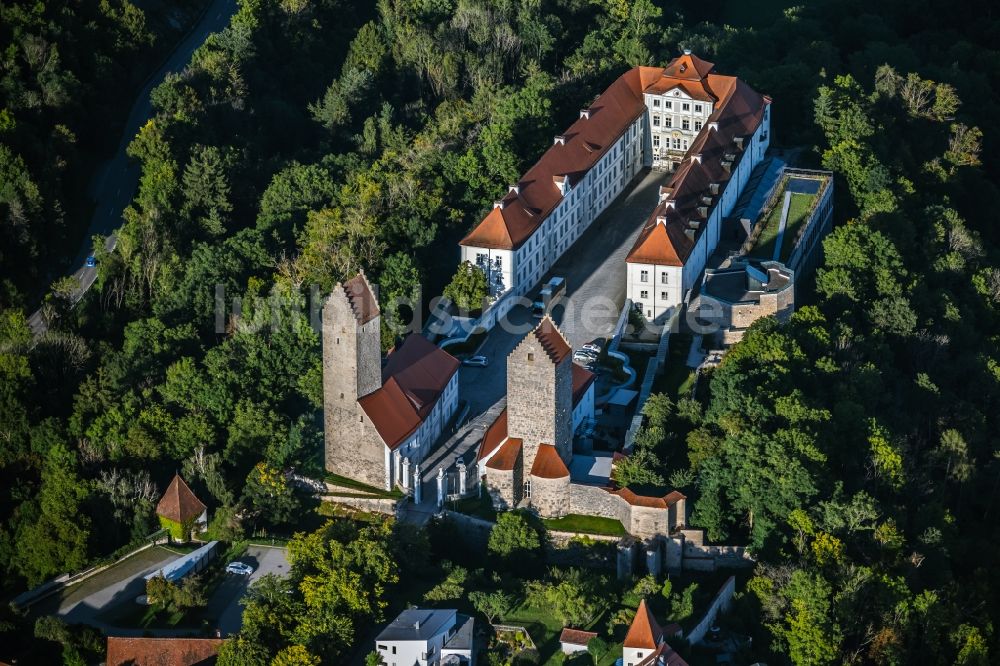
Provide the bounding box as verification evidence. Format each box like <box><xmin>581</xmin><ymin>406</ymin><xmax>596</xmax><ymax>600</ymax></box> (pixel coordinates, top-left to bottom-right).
<box><xmin>541</xmin><ymin>514</ymin><xmax>626</xmax><ymax>537</ymax></box>
<box><xmin>653</xmin><ymin>333</ymin><xmax>695</xmax><ymax>400</ymax></box>
<box><xmin>776</xmin><ymin>192</ymin><xmax>815</xmax><ymax>262</ymax></box>
<box><xmin>752</xmin><ymin>190</ymin><xmax>816</xmax><ymax>262</ymax></box>
<box><xmin>323</xmin><ymin>472</ymin><xmax>403</xmax><ymax>499</ymax></box>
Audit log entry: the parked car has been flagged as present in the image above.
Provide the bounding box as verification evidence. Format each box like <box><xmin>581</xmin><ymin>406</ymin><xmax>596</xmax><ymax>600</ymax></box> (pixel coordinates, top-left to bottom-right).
<box><xmin>226</xmin><ymin>562</ymin><xmax>254</xmax><ymax>576</ymax></box>
<box><xmin>573</xmin><ymin>349</ymin><xmax>598</xmax><ymax>362</ymax></box>
<box><xmin>85</xmin><ymin>256</ymin><xmax>97</xmax><ymax>268</ymax></box>
<box><xmin>581</xmin><ymin>343</ymin><xmax>602</xmax><ymax>354</ymax></box>
<box><xmin>463</xmin><ymin>355</ymin><xmax>489</xmax><ymax>367</ymax></box>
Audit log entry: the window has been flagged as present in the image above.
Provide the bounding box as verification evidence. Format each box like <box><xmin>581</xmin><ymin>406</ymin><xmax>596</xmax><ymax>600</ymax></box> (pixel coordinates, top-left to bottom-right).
<box><xmin>652</xmin><ymin>135</ymin><xmax>660</xmax><ymax>148</ymax></box>
<box><xmin>694</xmin><ymin>121</ymin><xmax>702</xmax><ymax>131</ymax></box>
<box><xmin>665</xmin><ymin>116</ymin><xmax>673</xmax><ymax>128</ymax></box>
<box><xmin>652</xmin><ymin>98</ymin><xmax>661</xmax><ymax>107</ymax></box>
<box><xmin>661</xmin><ymin>291</ymin><xmax>668</xmax><ymax>300</ymax></box>
<box><xmin>665</xmin><ymin>101</ymin><xmax>673</xmax><ymax>109</ymax></box>
<box><xmin>527</xmin><ymin>353</ymin><xmax>534</xmax><ymax>362</ymax></box>
<box><xmin>683</xmin><ymin>139</ymin><xmax>689</xmax><ymax>149</ymax></box>
<box><xmin>476</xmin><ymin>252</ymin><xmax>487</xmax><ymax>266</ymax></box>
<box><xmin>682</xmin><ymin>118</ymin><xmax>690</xmax><ymax>130</ymax></box>
<box><xmin>652</xmin><ymin>115</ymin><xmax>661</xmax><ymax>127</ymax></box>
<box><xmin>523</xmin><ymin>480</ymin><xmax>531</xmax><ymax>498</ymax></box>
<box><xmin>660</xmin><ymin>271</ymin><xmax>668</xmax><ymax>283</ymax></box>
<box><xmin>682</xmin><ymin>102</ymin><xmax>690</xmax><ymax>111</ymax></box>
<box><xmin>640</xmin><ymin>290</ymin><xmax>649</xmax><ymax>299</ymax></box>
<box><xmin>694</xmin><ymin>104</ymin><xmax>703</xmax><ymax>113</ymax></box>
<box><xmin>392</xmin><ymin>647</ymin><xmax>397</xmax><ymax>654</ymax></box>
<box><xmin>640</xmin><ymin>270</ymin><xmax>649</xmax><ymax>282</ymax></box>
<box><xmin>672</xmin><ymin>137</ymin><xmax>681</xmax><ymax>150</ymax></box>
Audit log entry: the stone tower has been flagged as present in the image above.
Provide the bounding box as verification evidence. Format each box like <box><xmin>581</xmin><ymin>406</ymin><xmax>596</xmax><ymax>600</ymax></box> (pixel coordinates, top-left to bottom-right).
<box><xmin>322</xmin><ymin>272</ymin><xmax>384</xmax><ymax>486</ymax></box>
<box><xmin>506</xmin><ymin>316</ymin><xmax>573</xmax><ymax>472</ymax></box>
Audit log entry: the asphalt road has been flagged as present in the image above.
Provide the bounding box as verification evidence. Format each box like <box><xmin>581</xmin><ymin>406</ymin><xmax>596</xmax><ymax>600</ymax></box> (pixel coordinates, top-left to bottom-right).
<box><xmin>407</xmin><ymin>170</ymin><xmax>671</xmax><ymax>509</ymax></box>
<box><xmin>27</xmin><ymin>0</ymin><xmax>240</xmax><ymax>337</ymax></box>
<box><xmin>211</xmin><ymin>545</ymin><xmax>290</xmax><ymax>636</ymax></box>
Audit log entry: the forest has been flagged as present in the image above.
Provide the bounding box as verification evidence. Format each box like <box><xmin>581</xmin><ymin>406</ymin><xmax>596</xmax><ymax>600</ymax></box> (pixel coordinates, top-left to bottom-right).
<box><xmin>1</xmin><ymin>0</ymin><xmax>999</xmax><ymax>663</ymax></box>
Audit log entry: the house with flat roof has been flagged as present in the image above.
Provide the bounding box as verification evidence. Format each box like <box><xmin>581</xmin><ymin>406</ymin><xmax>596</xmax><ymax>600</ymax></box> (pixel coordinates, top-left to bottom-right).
<box><xmin>700</xmin><ymin>259</ymin><xmax>794</xmax><ymax>345</ymax></box>
<box><xmin>323</xmin><ymin>272</ymin><xmax>461</xmax><ymax>490</ymax></box>
<box><xmin>374</xmin><ymin>608</ymin><xmax>474</xmax><ymax>666</ymax></box>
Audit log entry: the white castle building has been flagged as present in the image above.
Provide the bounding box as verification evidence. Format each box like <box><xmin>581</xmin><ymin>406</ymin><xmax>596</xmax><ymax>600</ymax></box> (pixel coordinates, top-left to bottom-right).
<box><xmin>458</xmin><ymin>51</ymin><xmax>771</xmax><ymax>321</ymax></box>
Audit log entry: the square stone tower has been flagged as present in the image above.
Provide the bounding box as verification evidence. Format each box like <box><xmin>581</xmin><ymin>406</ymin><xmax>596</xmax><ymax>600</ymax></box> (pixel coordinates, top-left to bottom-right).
<box><xmin>506</xmin><ymin>316</ymin><xmax>573</xmax><ymax>472</ymax></box>
<box><xmin>322</xmin><ymin>272</ymin><xmax>384</xmax><ymax>486</ymax></box>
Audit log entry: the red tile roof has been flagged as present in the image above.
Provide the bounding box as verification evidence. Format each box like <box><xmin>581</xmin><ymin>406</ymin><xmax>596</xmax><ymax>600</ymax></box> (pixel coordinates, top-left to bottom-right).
<box><xmin>478</xmin><ymin>365</ymin><xmax>591</xmax><ymax>463</ymax></box>
<box><xmin>106</xmin><ymin>637</ymin><xmax>224</xmax><ymax>666</ymax></box>
<box><xmin>571</xmin><ymin>364</ymin><xmax>596</xmax><ymax>404</ymax></box>
<box><xmin>624</xmin><ymin>599</ymin><xmax>663</xmax><ymax>649</ymax></box>
<box><xmin>341</xmin><ymin>272</ymin><xmax>380</xmax><ymax>325</ymax></box>
<box><xmin>559</xmin><ymin>628</ymin><xmax>598</xmax><ymax>646</ymax></box>
<box><xmin>636</xmin><ymin>642</ymin><xmax>689</xmax><ymax>666</ymax></box>
<box><xmin>462</xmin><ymin>66</ymin><xmax>664</xmax><ymax>251</ymax></box>
<box><xmin>627</xmin><ymin>71</ymin><xmax>769</xmax><ymax>267</ymax></box>
<box><xmin>359</xmin><ymin>333</ymin><xmax>460</xmax><ymax>449</ymax></box>
<box><xmin>478</xmin><ymin>408</ymin><xmax>509</xmax><ymax>461</ymax></box>
<box><xmin>485</xmin><ymin>438</ymin><xmax>522</xmax><ymax>471</ymax></box>
<box><xmin>530</xmin><ymin>444</ymin><xmax>570</xmax><ymax>479</ymax></box>
<box><xmin>609</xmin><ymin>486</ymin><xmax>686</xmax><ymax>509</ymax></box>
<box><xmin>155</xmin><ymin>475</ymin><xmax>206</xmax><ymax>524</ymax></box>
<box><xmin>531</xmin><ymin>316</ymin><xmax>571</xmax><ymax>364</ymax></box>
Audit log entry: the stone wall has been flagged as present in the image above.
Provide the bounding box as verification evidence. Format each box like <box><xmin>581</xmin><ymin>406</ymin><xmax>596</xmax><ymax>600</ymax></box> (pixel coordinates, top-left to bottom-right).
<box><xmin>507</xmin><ymin>336</ymin><xmax>573</xmax><ymax>470</ymax></box>
<box><xmin>628</xmin><ymin>505</ymin><xmax>671</xmax><ymax>539</ymax></box>
<box><xmin>687</xmin><ymin>576</ymin><xmax>736</xmax><ymax>645</ymax></box>
<box><xmin>322</xmin><ymin>289</ymin><xmax>387</xmax><ymax>488</ymax></box>
<box><xmin>486</xmin><ymin>464</ymin><xmax>522</xmax><ymax>511</ymax></box>
<box><xmin>320</xmin><ymin>495</ymin><xmax>399</xmax><ymax>515</ymax></box>
<box><xmin>531</xmin><ymin>474</ymin><xmax>570</xmax><ymax>518</ymax></box>
<box><xmin>568</xmin><ymin>484</ymin><xmax>630</xmax><ymax>525</ymax></box>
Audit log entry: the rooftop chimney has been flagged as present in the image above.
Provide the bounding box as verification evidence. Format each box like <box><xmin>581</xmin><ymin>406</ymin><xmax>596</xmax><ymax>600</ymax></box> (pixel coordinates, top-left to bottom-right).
<box><xmin>580</xmin><ymin>108</ymin><xmax>591</xmax><ymax>120</ymax></box>
<box><xmin>553</xmin><ymin>135</ymin><xmax>566</xmax><ymax>146</ymax></box>
<box><xmin>656</xmin><ymin>216</ymin><xmax>666</xmax><ymax>225</ymax></box>
<box><xmin>493</xmin><ymin>199</ymin><xmax>505</xmax><ymax>209</ymax></box>
<box><xmin>509</xmin><ymin>184</ymin><xmax>520</xmax><ymax>195</ymax></box>
<box><xmin>665</xmin><ymin>200</ymin><xmax>676</xmax><ymax>210</ymax></box>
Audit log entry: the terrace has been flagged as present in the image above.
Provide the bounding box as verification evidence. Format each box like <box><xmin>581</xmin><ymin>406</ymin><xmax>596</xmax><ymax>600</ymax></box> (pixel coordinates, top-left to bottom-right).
<box><xmin>748</xmin><ymin>172</ymin><xmax>828</xmax><ymax>265</ymax></box>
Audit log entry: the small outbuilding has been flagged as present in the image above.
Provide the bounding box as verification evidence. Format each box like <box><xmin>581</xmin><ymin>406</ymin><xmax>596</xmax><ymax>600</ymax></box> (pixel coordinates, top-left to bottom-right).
<box><xmin>155</xmin><ymin>474</ymin><xmax>208</xmax><ymax>541</ymax></box>
<box><xmin>559</xmin><ymin>628</ymin><xmax>598</xmax><ymax>655</ymax></box>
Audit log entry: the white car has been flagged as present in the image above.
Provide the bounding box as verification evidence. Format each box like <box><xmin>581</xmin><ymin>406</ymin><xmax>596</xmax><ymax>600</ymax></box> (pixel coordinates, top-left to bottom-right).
<box><xmin>226</xmin><ymin>562</ymin><xmax>254</xmax><ymax>576</ymax></box>
<box><xmin>573</xmin><ymin>350</ymin><xmax>597</xmax><ymax>362</ymax></box>
<box><xmin>581</xmin><ymin>343</ymin><xmax>602</xmax><ymax>354</ymax></box>
<box><xmin>463</xmin><ymin>355</ymin><xmax>489</xmax><ymax>367</ymax></box>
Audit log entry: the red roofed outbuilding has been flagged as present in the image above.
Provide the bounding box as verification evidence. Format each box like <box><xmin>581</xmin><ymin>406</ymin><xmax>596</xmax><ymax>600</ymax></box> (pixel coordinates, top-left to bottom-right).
<box><xmin>156</xmin><ymin>474</ymin><xmax>207</xmax><ymax>541</ymax></box>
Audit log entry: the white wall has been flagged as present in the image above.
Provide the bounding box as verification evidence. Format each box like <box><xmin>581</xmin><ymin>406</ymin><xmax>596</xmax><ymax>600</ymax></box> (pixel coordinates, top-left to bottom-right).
<box><xmin>388</xmin><ymin>371</ymin><xmax>459</xmax><ymax>488</ymax></box>
<box><xmin>463</xmin><ymin>114</ymin><xmax>645</xmax><ymax>299</ymax></box>
<box><xmin>627</xmin><ymin>262</ymin><xmax>683</xmax><ymax>321</ymax></box>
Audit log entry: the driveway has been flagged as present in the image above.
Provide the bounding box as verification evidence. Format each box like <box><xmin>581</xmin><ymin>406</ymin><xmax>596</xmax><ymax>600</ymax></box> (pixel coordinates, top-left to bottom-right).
<box><xmin>29</xmin><ymin>546</ymin><xmax>180</xmax><ymax>627</ymax></box>
<box><xmin>407</xmin><ymin>170</ymin><xmax>670</xmax><ymax>508</ymax></box>
<box><xmin>211</xmin><ymin>545</ymin><xmax>290</xmax><ymax>636</ymax></box>
<box><xmin>27</xmin><ymin>0</ymin><xmax>240</xmax><ymax>337</ymax></box>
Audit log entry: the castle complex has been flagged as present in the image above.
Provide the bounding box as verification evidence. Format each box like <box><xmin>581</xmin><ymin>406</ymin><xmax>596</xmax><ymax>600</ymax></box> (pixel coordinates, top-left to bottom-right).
<box><xmin>322</xmin><ymin>273</ymin><xmax>459</xmax><ymax>490</ymax></box>
<box><xmin>323</xmin><ymin>52</ymin><xmax>770</xmax><ymax>539</ymax></box>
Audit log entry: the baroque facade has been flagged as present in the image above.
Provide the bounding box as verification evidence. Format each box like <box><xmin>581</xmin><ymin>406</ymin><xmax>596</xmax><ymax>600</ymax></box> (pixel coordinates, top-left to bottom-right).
<box><xmin>322</xmin><ymin>272</ymin><xmax>460</xmax><ymax>490</ymax></box>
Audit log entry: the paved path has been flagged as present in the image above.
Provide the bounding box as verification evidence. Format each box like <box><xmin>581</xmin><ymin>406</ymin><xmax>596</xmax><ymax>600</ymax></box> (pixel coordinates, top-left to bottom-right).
<box><xmin>27</xmin><ymin>0</ymin><xmax>240</xmax><ymax>337</ymax></box>
<box><xmin>211</xmin><ymin>545</ymin><xmax>290</xmax><ymax>636</ymax></box>
<box><xmin>552</xmin><ymin>169</ymin><xmax>671</xmax><ymax>350</ymax></box>
<box><xmin>772</xmin><ymin>191</ymin><xmax>793</xmax><ymax>261</ymax></box>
